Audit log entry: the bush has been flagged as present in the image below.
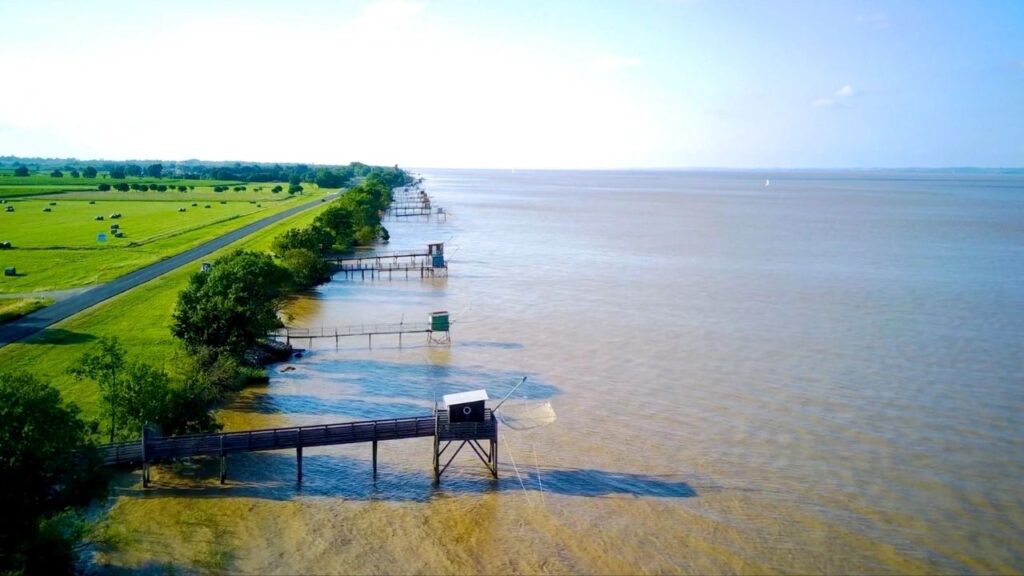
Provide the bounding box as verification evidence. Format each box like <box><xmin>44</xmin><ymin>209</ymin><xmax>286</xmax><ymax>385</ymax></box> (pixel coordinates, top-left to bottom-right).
<box><xmin>14</xmin><ymin>166</ymin><xmax>29</xmax><ymax>177</ymax></box>
<box><xmin>97</xmin><ymin>183</ymin><xmax>111</xmax><ymax>191</ymax></box>
<box><xmin>113</xmin><ymin>183</ymin><xmax>130</xmax><ymax>192</ymax></box>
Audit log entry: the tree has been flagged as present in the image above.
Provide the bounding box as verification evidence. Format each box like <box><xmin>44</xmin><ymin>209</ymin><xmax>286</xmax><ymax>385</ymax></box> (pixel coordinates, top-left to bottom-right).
<box><xmin>14</xmin><ymin>165</ymin><xmax>29</xmax><ymax>176</ymax></box>
<box><xmin>109</xmin><ymin>166</ymin><xmax>126</xmax><ymax>179</ymax></box>
<box><xmin>69</xmin><ymin>169</ymin><xmax>80</xmax><ymax>178</ymax></box>
<box><xmin>145</xmin><ymin>163</ymin><xmax>163</xmax><ymax>178</ymax></box>
<box><xmin>288</xmin><ymin>184</ymin><xmax>303</xmax><ymax>194</ymax></box>
<box><xmin>314</xmin><ymin>203</ymin><xmax>356</xmax><ymax>249</ymax></box>
<box><xmin>271</xmin><ymin>185</ymin><xmax>283</xmax><ymax>194</ymax></box>
<box><xmin>171</xmin><ymin>250</ymin><xmax>291</xmax><ymax>358</ymax></box>
<box><xmin>82</xmin><ymin>166</ymin><xmax>98</xmax><ymax>178</ymax></box>
<box><xmin>68</xmin><ymin>337</ymin><xmax>126</xmax><ymax>442</ymax></box>
<box><xmin>119</xmin><ymin>362</ymin><xmax>172</xmax><ymax>436</ymax></box>
<box><xmin>113</xmin><ymin>182</ymin><xmax>130</xmax><ymax>192</ymax></box>
<box><xmin>124</xmin><ymin>164</ymin><xmax>143</xmax><ymax>177</ymax></box>
<box><xmin>272</xmin><ymin>225</ymin><xmax>333</xmax><ymax>255</ymax></box>
<box><xmin>50</xmin><ymin>169</ymin><xmax>63</xmax><ymax>178</ymax></box>
<box><xmin>0</xmin><ymin>371</ymin><xmax>106</xmax><ymax>574</ymax></box>
<box><xmin>97</xmin><ymin>183</ymin><xmax>111</xmax><ymax>191</ymax></box>
<box><xmin>281</xmin><ymin>248</ymin><xmax>331</xmax><ymax>288</ymax></box>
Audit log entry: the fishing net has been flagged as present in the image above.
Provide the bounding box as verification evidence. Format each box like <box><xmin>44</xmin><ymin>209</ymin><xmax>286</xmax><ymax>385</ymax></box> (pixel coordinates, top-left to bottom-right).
<box><xmin>496</xmin><ymin>401</ymin><xmax>557</xmax><ymax>431</ymax></box>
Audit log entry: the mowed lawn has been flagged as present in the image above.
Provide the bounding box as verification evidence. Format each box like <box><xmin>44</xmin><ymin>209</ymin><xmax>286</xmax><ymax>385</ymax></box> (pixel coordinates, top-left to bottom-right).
<box><xmin>0</xmin><ymin>202</ymin><xmax>331</xmax><ymax>418</ymax></box>
<box><xmin>0</xmin><ymin>186</ymin><xmax>331</xmax><ymax>293</ymax></box>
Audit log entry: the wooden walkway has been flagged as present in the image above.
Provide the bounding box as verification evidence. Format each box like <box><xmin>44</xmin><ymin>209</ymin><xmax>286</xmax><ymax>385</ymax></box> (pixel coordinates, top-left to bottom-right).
<box><xmin>325</xmin><ymin>244</ymin><xmax>448</xmax><ymax>280</ymax></box>
<box><xmin>269</xmin><ymin>322</ymin><xmax>449</xmax><ymax>347</ymax></box>
<box><xmin>100</xmin><ymin>409</ymin><xmax>497</xmax><ymax>485</ymax></box>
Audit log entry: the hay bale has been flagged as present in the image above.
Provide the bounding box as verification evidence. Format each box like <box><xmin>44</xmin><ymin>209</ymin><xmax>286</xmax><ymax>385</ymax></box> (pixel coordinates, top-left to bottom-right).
<box><xmin>48</xmin><ymin>202</ymin><xmax>57</xmax><ymax>206</ymax></box>
<box><xmin>3</xmin><ymin>267</ymin><xmax>15</xmax><ymax>276</ymax></box>
<box><xmin>95</xmin><ymin>215</ymin><xmax>104</xmax><ymax>221</ymax></box>
<box><xmin>89</xmin><ymin>200</ymin><xmax>96</xmax><ymax>204</ymax></box>
<box><xmin>204</xmin><ymin>204</ymin><xmax>211</xmax><ymax>208</ymax></box>
<box><xmin>178</xmin><ymin>208</ymin><xmax>186</xmax><ymax>212</ymax></box>
<box><xmin>42</xmin><ymin>207</ymin><xmax>51</xmax><ymax>212</ymax></box>
<box><xmin>191</xmin><ymin>203</ymin><xmax>198</xmax><ymax>207</ymax></box>
<box><xmin>109</xmin><ymin>223</ymin><xmax>119</xmax><ymax>230</ymax></box>
<box><xmin>0</xmin><ymin>241</ymin><xmax>11</xmax><ymax>249</ymax></box>
<box><xmin>4</xmin><ymin>206</ymin><xmax>12</xmax><ymax>212</ymax></box>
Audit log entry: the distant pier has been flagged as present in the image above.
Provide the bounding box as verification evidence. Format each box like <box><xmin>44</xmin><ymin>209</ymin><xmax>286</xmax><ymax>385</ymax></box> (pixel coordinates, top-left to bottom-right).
<box><xmin>270</xmin><ymin>311</ymin><xmax>451</xmax><ymax>348</ymax></box>
<box><xmin>325</xmin><ymin>242</ymin><xmax>448</xmax><ymax>279</ymax></box>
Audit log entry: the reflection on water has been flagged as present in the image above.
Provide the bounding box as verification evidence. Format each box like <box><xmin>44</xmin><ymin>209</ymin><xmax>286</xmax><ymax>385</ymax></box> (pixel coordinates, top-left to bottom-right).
<box><xmin>91</xmin><ymin>170</ymin><xmax>1024</xmax><ymax>574</ymax></box>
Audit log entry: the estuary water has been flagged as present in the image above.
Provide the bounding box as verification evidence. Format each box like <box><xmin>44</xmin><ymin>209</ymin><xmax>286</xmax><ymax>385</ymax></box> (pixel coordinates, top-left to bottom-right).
<box><xmin>95</xmin><ymin>170</ymin><xmax>1024</xmax><ymax>574</ymax></box>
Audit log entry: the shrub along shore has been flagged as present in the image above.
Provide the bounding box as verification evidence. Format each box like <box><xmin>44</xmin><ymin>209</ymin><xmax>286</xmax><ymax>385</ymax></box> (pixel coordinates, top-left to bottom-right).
<box><xmin>0</xmin><ymin>164</ymin><xmax>410</xmax><ymax>574</ymax></box>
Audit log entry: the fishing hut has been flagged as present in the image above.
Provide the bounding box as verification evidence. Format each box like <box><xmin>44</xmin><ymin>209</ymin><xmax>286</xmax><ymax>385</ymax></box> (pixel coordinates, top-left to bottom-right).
<box><xmin>433</xmin><ymin>390</ymin><xmax>498</xmax><ymax>481</ymax></box>
<box><xmin>428</xmin><ymin>310</ymin><xmax>451</xmax><ymax>344</ymax></box>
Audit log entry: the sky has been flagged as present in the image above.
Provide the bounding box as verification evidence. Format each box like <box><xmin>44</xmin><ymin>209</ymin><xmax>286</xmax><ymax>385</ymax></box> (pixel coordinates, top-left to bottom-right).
<box><xmin>0</xmin><ymin>0</ymin><xmax>1022</xmax><ymax>169</ymax></box>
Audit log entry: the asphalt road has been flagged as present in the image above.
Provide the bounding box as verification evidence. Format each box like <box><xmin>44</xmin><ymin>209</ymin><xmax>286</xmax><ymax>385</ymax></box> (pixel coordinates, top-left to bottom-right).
<box><xmin>0</xmin><ymin>193</ymin><xmax>336</xmax><ymax>348</ymax></box>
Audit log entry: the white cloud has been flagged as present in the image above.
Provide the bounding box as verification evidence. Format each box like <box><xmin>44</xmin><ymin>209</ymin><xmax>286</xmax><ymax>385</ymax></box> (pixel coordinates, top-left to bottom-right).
<box><xmin>812</xmin><ymin>84</ymin><xmax>855</xmax><ymax>107</ymax></box>
<box><xmin>590</xmin><ymin>55</ymin><xmax>644</xmax><ymax>72</ymax></box>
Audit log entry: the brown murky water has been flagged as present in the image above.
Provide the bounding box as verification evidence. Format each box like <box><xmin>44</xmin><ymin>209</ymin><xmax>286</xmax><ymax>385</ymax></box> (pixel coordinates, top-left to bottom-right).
<box><xmin>91</xmin><ymin>170</ymin><xmax>1024</xmax><ymax>574</ymax></box>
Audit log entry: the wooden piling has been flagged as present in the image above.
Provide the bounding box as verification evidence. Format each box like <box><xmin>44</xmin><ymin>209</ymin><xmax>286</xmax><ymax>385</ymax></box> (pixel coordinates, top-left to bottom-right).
<box><xmin>219</xmin><ymin>434</ymin><xmax>227</xmax><ymax>484</ymax></box>
<box><xmin>296</xmin><ymin>446</ymin><xmax>303</xmax><ymax>483</ymax></box>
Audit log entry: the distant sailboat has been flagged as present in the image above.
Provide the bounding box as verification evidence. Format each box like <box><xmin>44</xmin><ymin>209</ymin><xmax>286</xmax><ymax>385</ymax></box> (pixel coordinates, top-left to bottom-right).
<box><xmin>765</xmin><ymin>178</ymin><xmax>771</xmax><ymax>187</ymax></box>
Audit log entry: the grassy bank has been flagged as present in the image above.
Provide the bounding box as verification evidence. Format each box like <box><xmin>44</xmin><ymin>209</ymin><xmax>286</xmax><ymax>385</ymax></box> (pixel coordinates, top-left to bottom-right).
<box><xmin>0</xmin><ymin>297</ymin><xmax>53</xmax><ymax>323</ymax></box>
<box><xmin>0</xmin><ymin>187</ymin><xmax>330</xmax><ymax>294</ymax></box>
<box><xmin>0</xmin><ymin>203</ymin><xmax>331</xmax><ymax>419</ymax></box>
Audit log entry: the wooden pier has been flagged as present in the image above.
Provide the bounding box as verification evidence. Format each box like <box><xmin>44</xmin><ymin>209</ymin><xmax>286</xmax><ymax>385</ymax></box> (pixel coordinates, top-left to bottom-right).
<box><xmin>326</xmin><ymin>243</ymin><xmax>448</xmax><ymax>279</ymax></box>
<box><xmin>100</xmin><ymin>409</ymin><xmax>497</xmax><ymax>486</ymax></box>
<box><xmin>270</xmin><ymin>318</ymin><xmax>450</xmax><ymax>348</ymax></box>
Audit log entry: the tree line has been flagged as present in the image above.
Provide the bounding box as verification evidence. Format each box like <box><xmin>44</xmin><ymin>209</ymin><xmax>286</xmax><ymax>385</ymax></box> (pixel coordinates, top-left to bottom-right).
<box><xmin>0</xmin><ymin>166</ymin><xmax>410</xmax><ymax>574</ymax></box>
<box><xmin>3</xmin><ymin>156</ymin><xmax>405</xmax><ymax>190</ymax></box>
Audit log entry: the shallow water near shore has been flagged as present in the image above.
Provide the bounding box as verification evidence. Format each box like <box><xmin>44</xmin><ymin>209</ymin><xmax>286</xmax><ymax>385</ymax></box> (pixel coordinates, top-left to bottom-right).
<box><xmin>92</xmin><ymin>169</ymin><xmax>1024</xmax><ymax>574</ymax></box>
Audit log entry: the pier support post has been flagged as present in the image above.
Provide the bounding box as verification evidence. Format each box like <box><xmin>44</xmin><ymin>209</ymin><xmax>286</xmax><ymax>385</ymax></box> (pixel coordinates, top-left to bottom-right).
<box><xmin>492</xmin><ymin>437</ymin><xmax>498</xmax><ymax>479</ymax></box>
<box><xmin>372</xmin><ymin>440</ymin><xmax>378</xmax><ymax>479</ymax></box>
<box><xmin>219</xmin><ymin>434</ymin><xmax>226</xmax><ymax>484</ymax></box>
<box><xmin>141</xmin><ymin>424</ymin><xmax>149</xmax><ymax>488</ymax></box>
<box><xmin>296</xmin><ymin>446</ymin><xmax>303</xmax><ymax>483</ymax></box>
<box><xmin>433</xmin><ymin>415</ymin><xmax>440</xmax><ymax>483</ymax></box>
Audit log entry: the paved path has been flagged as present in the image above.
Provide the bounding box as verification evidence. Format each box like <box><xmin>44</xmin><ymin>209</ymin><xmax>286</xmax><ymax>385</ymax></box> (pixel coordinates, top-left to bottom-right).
<box><xmin>0</xmin><ymin>286</ymin><xmax>93</xmax><ymax>302</ymax></box>
<box><xmin>0</xmin><ymin>194</ymin><xmax>336</xmax><ymax>348</ymax></box>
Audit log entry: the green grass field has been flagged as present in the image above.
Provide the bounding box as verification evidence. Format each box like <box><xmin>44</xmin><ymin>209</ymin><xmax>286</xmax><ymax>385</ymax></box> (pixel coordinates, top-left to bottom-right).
<box><xmin>0</xmin><ymin>186</ymin><xmax>330</xmax><ymax>293</ymax></box>
<box><xmin>0</xmin><ymin>174</ymin><xmax>250</xmax><ymax>199</ymax></box>
<box><xmin>0</xmin><ymin>202</ymin><xmax>331</xmax><ymax>418</ymax></box>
